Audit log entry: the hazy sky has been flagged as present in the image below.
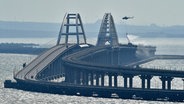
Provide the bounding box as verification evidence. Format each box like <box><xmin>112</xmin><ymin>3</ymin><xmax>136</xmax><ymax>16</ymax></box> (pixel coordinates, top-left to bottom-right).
<box><xmin>1</xmin><ymin>0</ymin><xmax>184</xmax><ymax>26</ymax></box>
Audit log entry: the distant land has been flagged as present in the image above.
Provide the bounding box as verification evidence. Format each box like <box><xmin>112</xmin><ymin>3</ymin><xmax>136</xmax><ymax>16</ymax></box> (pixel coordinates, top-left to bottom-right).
<box><xmin>0</xmin><ymin>43</ymin><xmax>47</xmax><ymax>54</ymax></box>
<box><xmin>0</xmin><ymin>21</ymin><xmax>184</xmax><ymax>38</ymax></box>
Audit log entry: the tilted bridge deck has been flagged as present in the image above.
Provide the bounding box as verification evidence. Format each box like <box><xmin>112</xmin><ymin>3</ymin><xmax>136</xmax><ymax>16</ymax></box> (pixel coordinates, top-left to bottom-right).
<box><xmin>15</xmin><ymin>44</ymin><xmax>74</xmax><ymax>80</ymax></box>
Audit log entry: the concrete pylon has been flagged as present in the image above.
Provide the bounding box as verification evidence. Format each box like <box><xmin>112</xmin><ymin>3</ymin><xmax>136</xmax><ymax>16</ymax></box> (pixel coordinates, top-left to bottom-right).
<box><xmin>96</xmin><ymin>13</ymin><xmax>119</xmax><ymax>46</ymax></box>
<box><xmin>57</xmin><ymin>13</ymin><xmax>87</xmax><ymax>47</ymax></box>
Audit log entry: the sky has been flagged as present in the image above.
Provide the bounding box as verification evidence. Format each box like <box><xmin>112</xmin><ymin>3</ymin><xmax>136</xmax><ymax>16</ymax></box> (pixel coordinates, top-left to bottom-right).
<box><xmin>1</xmin><ymin>0</ymin><xmax>184</xmax><ymax>26</ymax></box>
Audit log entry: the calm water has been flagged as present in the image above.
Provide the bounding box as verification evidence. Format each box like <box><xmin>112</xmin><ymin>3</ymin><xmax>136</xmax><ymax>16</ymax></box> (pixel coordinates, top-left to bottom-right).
<box><xmin>0</xmin><ymin>37</ymin><xmax>184</xmax><ymax>104</ymax></box>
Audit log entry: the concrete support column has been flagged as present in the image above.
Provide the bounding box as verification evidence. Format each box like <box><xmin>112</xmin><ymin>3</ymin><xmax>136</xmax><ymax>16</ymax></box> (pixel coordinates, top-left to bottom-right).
<box><xmin>73</xmin><ymin>70</ymin><xmax>77</xmax><ymax>84</ymax></box>
<box><xmin>147</xmin><ymin>78</ymin><xmax>151</xmax><ymax>89</ymax></box>
<box><xmin>147</xmin><ymin>75</ymin><xmax>152</xmax><ymax>89</ymax></box>
<box><xmin>76</xmin><ymin>71</ymin><xmax>81</xmax><ymax>85</ymax></box>
<box><xmin>70</xmin><ymin>70</ymin><xmax>74</xmax><ymax>83</ymax></box>
<box><xmin>168</xmin><ymin>80</ymin><xmax>171</xmax><ymax>90</ymax></box>
<box><xmin>109</xmin><ymin>74</ymin><xmax>112</xmax><ymax>87</ymax></box>
<box><xmin>74</xmin><ymin>70</ymin><xmax>79</xmax><ymax>84</ymax></box>
<box><xmin>101</xmin><ymin>74</ymin><xmax>104</xmax><ymax>86</ymax></box>
<box><xmin>129</xmin><ymin>76</ymin><xmax>133</xmax><ymax>88</ymax></box>
<box><xmin>123</xmin><ymin>76</ymin><xmax>128</xmax><ymax>88</ymax></box>
<box><xmin>160</xmin><ymin>76</ymin><xmax>173</xmax><ymax>90</ymax></box>
<box><xmin>82</xmin><ymin>71</ymin><xmax>87</xmax><ymax>85</ymax></box>
<box><xmin>167</xmin><ymin>77</ymin><xmax>173</xmax><ymax>90</ymax></box>
<box><xmin>81</xmin><ymin>72</ymin><xmax>84</xmax><ymax>85</ymax></box>
<box><xmin>123</xmin><ymin>75</ymin><xmax>134</xmax><ymax>88</ymax></box>
<box><xmin>114</xmin><ymin>74</ymin><xmax>118</xmax><ymax>87</ymax></box>
<box><xmin>141</xmin><ymin>78</ymin><xmax>145</xmax><ymax>89</ymax></box>
<box><xmin>161</xmin><ymin>79</ymin><xmax>166</xmax><ymax>90</ymax></box>
<box><xmin>96</xmin><ymin>73</ymin><xmax>100</xmax><ymax>86</ymax></box>
<box><xmin>90</xmin><ymin>73</ymin><xmax>94</xmax><ymax>86</ymax></box>
<box><xmin>140</xmin><ymin>75</ymin><xmax>152</xmax><ymax>89</ymax></box>
<box><xmin>86</xmin><ymin>72</ymin><xmax>89</xmax><ymax>85</ymax></box>
<box><xmin>65</xmin><ymin>69</ymin><xmax>71</xmax><ymax>83</ymax></box>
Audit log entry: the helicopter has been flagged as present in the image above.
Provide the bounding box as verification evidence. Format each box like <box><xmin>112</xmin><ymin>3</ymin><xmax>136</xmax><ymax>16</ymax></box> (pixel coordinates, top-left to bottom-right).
<box><xmin>122</xmin><ymin>16</ymin><xmax>134</xmax><ymax>20</ymax></box>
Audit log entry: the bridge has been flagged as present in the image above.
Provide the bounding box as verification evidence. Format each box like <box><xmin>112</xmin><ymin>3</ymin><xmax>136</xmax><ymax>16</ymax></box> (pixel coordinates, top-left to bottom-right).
<box><xmin>4</xmin><ymin>13</ymin><xmax>184</xmax><ymax>102</ymax></box>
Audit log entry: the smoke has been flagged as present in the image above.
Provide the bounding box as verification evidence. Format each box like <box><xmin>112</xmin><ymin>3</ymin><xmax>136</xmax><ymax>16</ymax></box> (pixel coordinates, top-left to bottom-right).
<box><xmin>127</xmin><ymin>34</ymin><xmax>138</xmax><ymax>41</ymax></box>
<box><xmin>127</xmin><ymin>34</ymin><xmax>148</xmax><ymax>45</ymax></box>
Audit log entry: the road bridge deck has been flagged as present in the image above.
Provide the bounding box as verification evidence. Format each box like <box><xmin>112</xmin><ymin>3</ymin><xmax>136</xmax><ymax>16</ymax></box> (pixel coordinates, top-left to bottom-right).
<box><xmin>15</xmin><ymin>44</ymin><xmax>73</xmax><ymax>80</ymax></box>
<box><xmin>63</xmin><ymin>46</ymin><xmax>184</xmax><ymax>78</ymax></box>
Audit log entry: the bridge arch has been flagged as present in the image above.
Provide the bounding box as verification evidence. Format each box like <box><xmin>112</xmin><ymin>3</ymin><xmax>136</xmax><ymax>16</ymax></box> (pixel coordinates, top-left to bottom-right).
<box><xmin>96</xmin><ymin>13</ymin><xmax>119</xmax><ymax>47</ymax></box>
<box><xmin>57</xmin><ymin>13</ymin><xmax>87</xmax><ymax>47</ymax></box>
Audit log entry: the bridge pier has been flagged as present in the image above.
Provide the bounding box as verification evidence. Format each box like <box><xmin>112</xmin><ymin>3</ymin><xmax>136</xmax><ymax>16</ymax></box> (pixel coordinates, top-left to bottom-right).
<box><xmin>96</xmin><ymin>73</ymin><xmax>100</xmax><ymax>86</ymax></box>
<box><xmin>109</xmin><ymin>74</ymin><xmax>112</xmax><ymax>87</ymax></box>
<box><xmin>101</xmin><ymin>74</ymin><xmax>105</xmax><ymax>86</ymax></box>
<box><xmin>140</xmin><ymin>75</ymin><xmax>152</xmax><ymax>89</ymax></box>
<box><xmin>71</xmin><ymin>70</ymin><xmax>74</xmax><ymax>83</ymax></box>
<box><xmin>75</xmin><ymin>71</ymin><xmax>81</xmax><ymax>85</ymax></box>
<box><xmin>108</xmin><ymin>74</ymin><xmax>118</xmax><ymax>87</ymax></box>
<box><xmin>114</xmin><ymin>74</ymin><xmax>118</xmax><ymax>87</ymax></box>
<box><xmin>86</xmin><ymin>72</ymin><xmax>89</xmax><ymax>85</ymax></box>
<box><xmin>73</xmin><ymin>70</ymin><xmax>77</xmax><ymax>84</ymax></box>
<box><xmin>123</xmin><ymin>75</ymin><xmax>134</xmax><ymax>88</ymax></box>
<box><xmin>90</xmin><ymin>73</ymin><xmax>94</xmax><ymax>86</ymax></box>
<box><xmin>160</xmin><ymin>76</ymin><xmax>173</xmax><ymax>90</ymax></box>
<box><xmin>65</xmin><ymin>69</ymin><xmax>70</xmax><ymax>83</ymax></box>
<box><xmin>70</xmin><ymin>70</ymin><xmax>75</xmax><ymax>83</ymax></box>
<box><xmin>129</xmin><ymin>76</ymin><xmax>133</xmax><ymax>88</ymax></box>
<box><xmin>82</xmin><ymin>71</ymin><xmax>88</xmax><ymax>85</ymax></box>
<box><xmin>124</xmin><ymin>76</ymin><xmax>128</xmax><ymax>88</ymax></box>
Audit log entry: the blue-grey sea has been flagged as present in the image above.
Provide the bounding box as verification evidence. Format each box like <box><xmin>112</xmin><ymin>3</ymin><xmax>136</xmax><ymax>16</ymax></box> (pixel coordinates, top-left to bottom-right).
<box><xmin>0</xmin><ymin>37</ymin><xmax>184</xmax><ymax>104</ymax></box>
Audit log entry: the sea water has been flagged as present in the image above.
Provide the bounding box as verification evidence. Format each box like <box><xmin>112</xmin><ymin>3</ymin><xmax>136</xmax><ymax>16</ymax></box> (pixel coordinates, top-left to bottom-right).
<box><xmin>0</xmin><ymin>37</ymin><xmax>184</xmax><ymax>104</ymax></box>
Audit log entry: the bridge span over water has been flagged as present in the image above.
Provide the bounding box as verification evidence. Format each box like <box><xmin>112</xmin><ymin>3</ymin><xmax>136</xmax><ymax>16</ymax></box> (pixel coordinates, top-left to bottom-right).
<box><xmin>4</xmin><ymin>13</ymin><xmax>184</xmax><ymax>102</ymax></box>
